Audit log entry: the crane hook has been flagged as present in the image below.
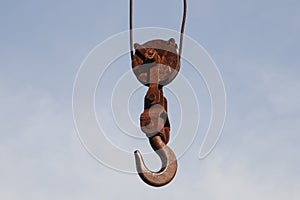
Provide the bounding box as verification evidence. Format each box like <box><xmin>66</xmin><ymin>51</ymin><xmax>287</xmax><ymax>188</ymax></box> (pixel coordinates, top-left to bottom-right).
<box><xmin>134</xmin><ymin>135</ymin><xmax>177</xmax><ymax>187</ymax></box>
<box><xmin>129</xmin><ymin>0</ymin><xmax>186</xmax><ymax>187</ymax></box>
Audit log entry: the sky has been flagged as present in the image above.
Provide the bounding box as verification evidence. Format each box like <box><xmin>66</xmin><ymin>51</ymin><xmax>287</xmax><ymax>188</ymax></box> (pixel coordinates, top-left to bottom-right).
<box><xmin>0</xmin><ymin>0</ymin><xmax>300</xmax><ymax>199</ymax></box>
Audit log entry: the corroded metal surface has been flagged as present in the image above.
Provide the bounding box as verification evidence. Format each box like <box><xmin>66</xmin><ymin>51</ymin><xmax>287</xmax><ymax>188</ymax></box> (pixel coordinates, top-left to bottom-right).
<box><xmin>132</xmin><ymin>39</ymin><xmax>180</xmax><ymax>187</ymax></box>
<box><xmin>129</xmin><ymin>0</ymin><xmax>187</xmax><ymax>187</ymax></box>
<box><xmin>132</xmin><ymin>39</ymin><xmax>180</xmax><ymax>86</ymax></box>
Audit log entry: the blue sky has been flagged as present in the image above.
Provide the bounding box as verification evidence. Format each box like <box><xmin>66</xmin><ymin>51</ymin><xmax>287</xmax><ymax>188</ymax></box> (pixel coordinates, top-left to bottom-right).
<box><xmin>0</xmin><ymin>0</ymin><xmax>300</xmax><ymax>199</ymax></box>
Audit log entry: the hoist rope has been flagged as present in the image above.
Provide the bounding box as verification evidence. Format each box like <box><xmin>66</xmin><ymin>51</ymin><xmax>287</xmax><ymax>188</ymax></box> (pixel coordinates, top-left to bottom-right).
<box><xmin>129</xmin><ymin>0</ymin><xmax>187</xmax><ymax>58</ymax></box>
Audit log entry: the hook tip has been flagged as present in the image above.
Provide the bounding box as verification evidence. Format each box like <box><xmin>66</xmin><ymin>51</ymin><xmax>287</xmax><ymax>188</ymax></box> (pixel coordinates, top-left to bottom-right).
<box><xmin>134</xmin><ymin>150</ymin><xmax>146</xmax><ymax>173</ymax></box>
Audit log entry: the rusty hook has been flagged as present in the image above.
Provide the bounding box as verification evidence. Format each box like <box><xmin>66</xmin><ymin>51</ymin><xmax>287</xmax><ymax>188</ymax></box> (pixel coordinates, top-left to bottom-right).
<box><xmin>134</xmin><ymin>135</ymin><xmax>177</xmax><ymax>187</ymax></box>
